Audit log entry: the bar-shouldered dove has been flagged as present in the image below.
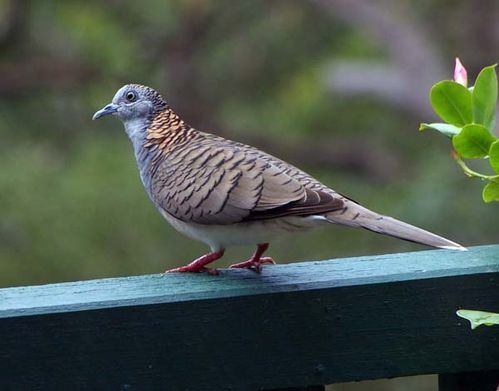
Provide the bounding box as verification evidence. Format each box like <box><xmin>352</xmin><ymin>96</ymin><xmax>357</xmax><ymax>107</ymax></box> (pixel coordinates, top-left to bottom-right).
<box><xmin>93</xmin><ymin>84</ymin><xmax>465</xmax><ymax>274</ymax></box>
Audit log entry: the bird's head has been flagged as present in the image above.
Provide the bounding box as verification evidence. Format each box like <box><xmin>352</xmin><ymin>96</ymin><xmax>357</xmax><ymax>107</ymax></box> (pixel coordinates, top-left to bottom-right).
<box><xmin>92</xmin><ymin>84</ymin><xmax>168</xmax><ymax>124</ymax></box>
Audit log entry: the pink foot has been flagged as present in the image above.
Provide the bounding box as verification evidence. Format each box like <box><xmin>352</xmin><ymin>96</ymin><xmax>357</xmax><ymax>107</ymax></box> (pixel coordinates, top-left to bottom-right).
<box><xmin>229</xmin><ymin>243</ymin><xmax>275</xmax><ymax>273</ymax></box>
<box><xmin>165</xmin><ymin>249</ymin><xmax>225</xmax><ymax>275</ymax></box>
<box><xmin>229</xmin><ymin>256</ymin><xmax>275</xmax><ymax>273</ymax></box>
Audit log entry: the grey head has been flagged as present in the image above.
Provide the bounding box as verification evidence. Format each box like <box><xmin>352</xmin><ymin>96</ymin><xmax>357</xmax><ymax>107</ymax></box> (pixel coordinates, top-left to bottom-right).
<box><xmin>93</xmin><ymin>84</ymin><xmax>170</xmax><ymax>182</ymax></box>
<box><xmin>93</xmin><ymin>84</ymin><xmax>168</xmax><ymax>134</ymax></box>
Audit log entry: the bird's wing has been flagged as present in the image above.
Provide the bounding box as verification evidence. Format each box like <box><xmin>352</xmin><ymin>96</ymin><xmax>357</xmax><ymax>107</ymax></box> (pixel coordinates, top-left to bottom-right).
<box><xmin>150</xmin><ymin>141</ymin><xmax>344</xmax><ymax>225</ymax></box>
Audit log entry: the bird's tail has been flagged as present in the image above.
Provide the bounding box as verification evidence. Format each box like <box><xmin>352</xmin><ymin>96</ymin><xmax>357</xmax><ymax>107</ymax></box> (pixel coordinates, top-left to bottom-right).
<box><xmin>326</xmin><ymin>202</ymin><xmax>466</xmax><ymax>251</ymax></box>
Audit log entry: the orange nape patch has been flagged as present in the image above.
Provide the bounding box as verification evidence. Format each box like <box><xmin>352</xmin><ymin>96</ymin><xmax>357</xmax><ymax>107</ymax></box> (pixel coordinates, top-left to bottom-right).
<box><xmin>143</xmin><ymin>110</ymin><xmax>194</xmax><ymax>150</ymax></box>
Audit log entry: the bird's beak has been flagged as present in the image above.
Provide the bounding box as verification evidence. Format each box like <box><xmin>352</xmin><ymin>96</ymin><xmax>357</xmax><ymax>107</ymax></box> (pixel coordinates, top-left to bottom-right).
<box><xmin>92</xmin><ymin>103</ymin><xmax>119</xmax><ymax>120</ymax></box>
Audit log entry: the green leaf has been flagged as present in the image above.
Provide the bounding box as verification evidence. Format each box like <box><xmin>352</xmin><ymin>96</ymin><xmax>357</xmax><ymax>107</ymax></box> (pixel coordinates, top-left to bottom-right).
<box><xmin>488</xmin><ymin>139</ymin><xmax>499</xmax><ymax>173</ymax></box>
<box><xmin>430</xmin><ymin>80</ymin><xmax>473</xmax><ymax>126</ymax></box>
<box><xmin>452</xmin><ymin>124</ymin><xmax>496</xmax><ymax>158</ymax></box>
<box><xmin>419</xmin><ymin>123</ymin><xmax>461</xmax><ymax>137</ymax></box>
<box><xmin>483</xmin><ymin>182</ymin><xmax>499</xmax><ymax>202</ymax></box>
<box><xmin>472</xmin><ymin>64</ymin><xmax>498</xmax><ymax>130</ymax></box>
<box><xmin>457</xmin><ymin>309</ymin><xmax>499</xmax><ymax>329</ymax></box>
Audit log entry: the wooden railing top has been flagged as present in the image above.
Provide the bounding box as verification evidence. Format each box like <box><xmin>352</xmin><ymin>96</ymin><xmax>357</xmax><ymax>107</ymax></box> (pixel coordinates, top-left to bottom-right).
<box><xmin>2</xmin><ymin>245</ymin><xmax>498</xmax><ymax>318</ymax></box>
<box><xmin>0</xmin><ymin>245</ymin><xmax>498</xmax><ymax>390</ymax></box>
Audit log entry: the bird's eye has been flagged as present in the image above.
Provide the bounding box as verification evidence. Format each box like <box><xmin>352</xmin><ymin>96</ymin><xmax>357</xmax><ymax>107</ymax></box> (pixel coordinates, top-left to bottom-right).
<box><xmin>126</xmin><ymin>91</ymin><xmax>136</xmax><ymax>102</ymax></box>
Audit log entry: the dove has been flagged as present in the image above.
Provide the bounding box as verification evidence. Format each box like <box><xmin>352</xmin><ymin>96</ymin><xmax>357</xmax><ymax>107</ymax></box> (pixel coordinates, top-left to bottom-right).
<box><xmin>93</xmin><ymin>84</ymin><xmax>466</xmax><ymax>274</ymax></box>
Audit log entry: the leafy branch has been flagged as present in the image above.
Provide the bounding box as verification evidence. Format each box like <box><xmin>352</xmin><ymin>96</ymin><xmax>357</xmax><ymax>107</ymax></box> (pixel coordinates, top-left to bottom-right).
<box><xmin>456</xmin><ymin>310</ymin><xmax>499</xmax><ymax>329</ymax></box>
<box><xmin>420</xmin><ymin>59</ymin><xmax>499</xmax><ymax>202</ymax></box>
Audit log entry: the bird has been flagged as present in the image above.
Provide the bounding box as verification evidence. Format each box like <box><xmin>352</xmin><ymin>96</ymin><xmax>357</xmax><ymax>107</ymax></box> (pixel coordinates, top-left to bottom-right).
<box><xmin>93</xmin><ymin>84</ymin><xmax>466</xmax><ymax>274</ymax></box>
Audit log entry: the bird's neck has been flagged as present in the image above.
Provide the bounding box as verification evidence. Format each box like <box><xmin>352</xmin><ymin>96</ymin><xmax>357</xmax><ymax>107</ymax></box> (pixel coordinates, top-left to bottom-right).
<box><xmin>142</xmin><ymin>108</ymin><xmax>195</xmax><ymax>151</ymax></box>
<box><xmin>124</xmin><ymin>108</ymin><xmax>195</xmax><ymax>191</ymax></box>
<box><xmin>123</xmin><ymin>116</ymin><xmax>153</xmax><ymax>164</ymax></box>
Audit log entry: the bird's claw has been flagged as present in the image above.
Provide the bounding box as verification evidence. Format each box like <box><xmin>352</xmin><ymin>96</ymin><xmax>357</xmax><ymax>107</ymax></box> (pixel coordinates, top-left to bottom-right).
<box><xmin>229</xmin><ymin>256</ymin><xmax>275</xmax><ymax>273</ymax></box>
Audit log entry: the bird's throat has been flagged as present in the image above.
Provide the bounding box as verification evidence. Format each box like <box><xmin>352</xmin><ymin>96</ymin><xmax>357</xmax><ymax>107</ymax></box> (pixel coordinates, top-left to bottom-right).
<box><xmin>124</xmin><ymin>108</ymin><xmax>195</xmax><ymax>200</ymax></box>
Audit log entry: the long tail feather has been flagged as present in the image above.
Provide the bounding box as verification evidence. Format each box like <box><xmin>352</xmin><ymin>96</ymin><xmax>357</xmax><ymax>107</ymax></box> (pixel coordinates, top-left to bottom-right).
<box><xmin>326</xmin><ymin>202</ymin><xmax>466</xmax><ymax>251</ymax></box>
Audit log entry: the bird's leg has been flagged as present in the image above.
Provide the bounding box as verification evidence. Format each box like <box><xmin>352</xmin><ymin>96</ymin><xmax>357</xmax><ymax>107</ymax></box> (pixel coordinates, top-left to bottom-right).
<box><xmin>166</xmin><ymin>249</ymin><xmax>225</xmax><ymax>275</ymax></box>
<box><xmin>229</xmin><ymin>243</ymin><xmax>275</xmax><ymax>273</ymax></box>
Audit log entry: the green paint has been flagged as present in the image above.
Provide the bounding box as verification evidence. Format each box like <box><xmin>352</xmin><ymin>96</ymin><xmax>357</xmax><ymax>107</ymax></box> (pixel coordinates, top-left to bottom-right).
<box><xmin>1</xmin><ymin>245</ymin><xmax>499</xmax><ymax>319</ymax></box>
<box><xmin>0</xmin><ymin>245</ymin><xmax>498</xmax><ymax>390</ymax></box>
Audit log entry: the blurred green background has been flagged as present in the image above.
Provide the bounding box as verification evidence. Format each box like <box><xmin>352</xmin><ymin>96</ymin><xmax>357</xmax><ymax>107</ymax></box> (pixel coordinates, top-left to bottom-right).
<box><xmin>1</xmin><ymin>0</ymin><xmax>498</xmax><ymax>287</ymax></box>
<box><xmin>1</xmin><ymin>1</ymin><xmax>497</xmax><ymax>389</ymax></box>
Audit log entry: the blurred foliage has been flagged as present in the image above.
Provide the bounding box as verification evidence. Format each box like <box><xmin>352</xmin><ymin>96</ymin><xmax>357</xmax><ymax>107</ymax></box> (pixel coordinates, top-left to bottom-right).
<box><xmin>0</xmin><ymin>0</ymin><xmax>498</xmax><ymax>290</ymax></box>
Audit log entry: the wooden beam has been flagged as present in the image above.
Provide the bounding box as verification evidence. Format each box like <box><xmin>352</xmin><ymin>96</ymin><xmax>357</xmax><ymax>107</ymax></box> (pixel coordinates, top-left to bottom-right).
<box><xmin>0</xmin><ymin>245</ymin><xmax>498</xmax><ymax>390</ymax></box>
<box><xmin>438</xmin><ymin>369</ymin><xmax>499</xmax><ymax>391</ymax></box>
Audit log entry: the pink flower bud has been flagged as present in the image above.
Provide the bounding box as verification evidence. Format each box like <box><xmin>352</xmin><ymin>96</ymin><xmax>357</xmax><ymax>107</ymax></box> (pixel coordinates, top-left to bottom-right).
<box><xmin>453</xmin><ymin>57</ymin><xmax>467</xmax><ymax>87</ymax></box>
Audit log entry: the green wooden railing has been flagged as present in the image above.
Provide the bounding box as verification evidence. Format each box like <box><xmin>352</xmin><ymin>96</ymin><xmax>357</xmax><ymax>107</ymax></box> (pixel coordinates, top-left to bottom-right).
<box><xmin>1</xmin><ymin>245</ymin><xmax>498</xmax><ymax>390</ymax></box>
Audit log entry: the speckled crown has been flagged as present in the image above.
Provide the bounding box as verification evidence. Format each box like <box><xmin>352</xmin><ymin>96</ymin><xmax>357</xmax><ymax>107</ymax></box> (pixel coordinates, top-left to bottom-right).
<box><xmin>128</xmin><ymin>84</ymin><xmax>168</xmax><ymax>112</ymax></box>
